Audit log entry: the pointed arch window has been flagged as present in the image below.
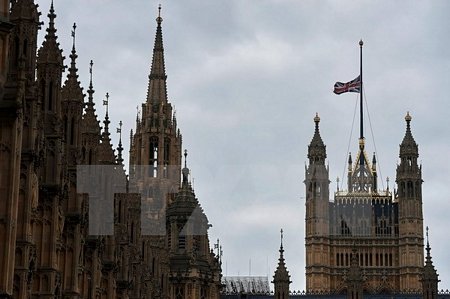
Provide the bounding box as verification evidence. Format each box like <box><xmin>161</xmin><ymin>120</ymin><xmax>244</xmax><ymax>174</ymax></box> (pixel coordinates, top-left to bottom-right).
<box><xmin>131</xmin><ymin>223</ymin><xmax>135</xmax><ymax>244</ymax></box>
<box><xmin>168</xmin><ymin>224</ymin><xmax>172</xmax><ymax>249</ymax></box>
<box><xmin>64</xmin><ymin>116</ymin><xmax>68</xmax><ymax>142</ymax></box>
<box><xmin>178</xmin><ymin>224</ymin><xmax>186</xmax><ymax>250</ymax></box>
<box><xmin>149</xmin><ymin>136</ymin><xmax>158</xmax><ymax>177</ymax></box>
<box><xmin>407</xmin><ymin>181</ymin><xmax>413</xmax><ymax>197</ymax></box>
<box><xmin>48</xmin><ymin>81</ymin><xmax>53</xmax><ymax>111</ymax></box>
<box><xmin>70</xmin><ymin>117</ymin><xmax>75</xmax><ymax>145</ymax></box>
<box><xmin>152</xmin><ymin>257</ymin><xmax>155</xmax><ymax>274</ymax></box>
<box><xmin>178</xmin><ymin>234</ymin><xmax>186</xmax><ymax>250</ymax></box>
<box><xmin>163</xmin><ymin>138</ymin><xmax>170</xmax><ymax>178</ymax></box>
<box><xmin>40</xmin><ymin>79</ymin><xmax>46</xmax><ymax>111</ymax></box>
<box><xmin>200</xmin><ymin>286</ymin><xmax>207</xmax><ymax>299</ymax></box>
<box><xmin>175</xmin><ymin>286</ymin><xmax>184</xmax><ymax>299</ymax></box>
<box><xmin>14</xmin><ymin>36</ymin><xmax>19</xmax><ymax>66</ymax></box>
<box><xmin>23</xmin><ymin>39</ymin><xmax>27</xmax><ymax>55</ymax></box>
<box><xmin>88</xmin><ymin>149</ymin><xmax>92</xmax><ymax>165</ymax></box>
<box><xmin>118</xmin><ymin>200</ymin><xmax>122</xmax><ymax>223</ymax></box>
<box><xmin>23</xmin><ymin>39</ymin><xmax>28</xmax><ymax>68</ymax></box>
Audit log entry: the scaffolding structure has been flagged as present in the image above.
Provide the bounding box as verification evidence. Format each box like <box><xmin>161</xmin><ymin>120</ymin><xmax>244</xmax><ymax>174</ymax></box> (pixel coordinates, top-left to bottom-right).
<box><xmin>222</xmin><ymin>276</ymin><xmax>271</xmax><ymax>294</ymax></box>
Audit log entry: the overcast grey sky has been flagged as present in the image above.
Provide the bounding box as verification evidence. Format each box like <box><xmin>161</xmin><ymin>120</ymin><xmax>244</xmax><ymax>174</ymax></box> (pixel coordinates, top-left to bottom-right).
<box><xmin>38</xmin><ymin>0</ymin><xmax>450</xmax><ymax>291</ymax></box>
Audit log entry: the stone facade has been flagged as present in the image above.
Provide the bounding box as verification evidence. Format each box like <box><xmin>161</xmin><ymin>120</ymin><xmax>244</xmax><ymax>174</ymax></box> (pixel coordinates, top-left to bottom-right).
<box><xmin>304</xmin><ymin>112</ymin><xmax>428</xmax><ymax>295</ymax></box>
<box><xmin>0</xmin><ymin>1</ymin><xmax>221</xmax><ymax>298</ymax></box>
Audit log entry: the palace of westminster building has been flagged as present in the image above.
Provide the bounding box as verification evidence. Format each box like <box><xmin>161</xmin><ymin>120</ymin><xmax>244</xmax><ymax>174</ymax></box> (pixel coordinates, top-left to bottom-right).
<box><xmin>0</xmin><ymin>1</ymin><xmax>443</xmax><ymax>298</ymax></box>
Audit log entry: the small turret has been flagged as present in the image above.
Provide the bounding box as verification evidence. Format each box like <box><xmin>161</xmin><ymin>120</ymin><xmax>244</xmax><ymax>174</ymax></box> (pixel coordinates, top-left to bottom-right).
<box><xmin>422</xmin><ymin>227</ymin><xmax>440</xmax><ymax>299</ymax></box>
<box><xmin>272</xmin><ymin>229</ymin><xmax>291</xmax><ymax>299</ymax></box>
<box><xmin>308</xmin><ymin>113</ymin><xmax>326</xmax><ymax>165</ymax></box>
<box><xmin>399</xmin><ymin>111</ymin><xmax>419</xmax><ymax>165</ymax></box>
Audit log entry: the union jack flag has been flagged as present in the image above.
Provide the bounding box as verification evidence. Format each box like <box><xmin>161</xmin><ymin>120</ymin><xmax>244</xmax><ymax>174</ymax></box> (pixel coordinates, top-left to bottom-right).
<box><xmin>333</xmin><ymin>75</ymin><xmax>361</xmax><ymax>95</ymax></box>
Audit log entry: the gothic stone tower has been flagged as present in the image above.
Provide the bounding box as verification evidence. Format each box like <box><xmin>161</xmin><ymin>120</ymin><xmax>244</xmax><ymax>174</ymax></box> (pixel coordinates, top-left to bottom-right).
<box><xmin>305</xmin><ymin>112</ymin><xmax>425</xmax><ymax>294</ymax></box>
<box><xmin>128</xmin><ymin>7</ymin><xmax>182</xmax><ymax>298</ymax></box>
<box><xmin>0</xmin><ymin>3</ymin><xmax>222</xmax><ymax>298</ymax></box>
<box><xmin>396</xmin><ymin>112</ymin><xmax>424</xmax><ymax>291</ymax></box>
<box><xmin>304</xmin><ymin>114</ymin><xmax>330</xmax><ymax>291</ymax></box>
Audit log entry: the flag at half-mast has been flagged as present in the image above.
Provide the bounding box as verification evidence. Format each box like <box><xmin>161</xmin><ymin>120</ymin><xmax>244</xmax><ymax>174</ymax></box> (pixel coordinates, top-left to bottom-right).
<box><xmin>333</xmin><ymin>75</ymin><xmax>361</xmax><ymax>95</ymax></box>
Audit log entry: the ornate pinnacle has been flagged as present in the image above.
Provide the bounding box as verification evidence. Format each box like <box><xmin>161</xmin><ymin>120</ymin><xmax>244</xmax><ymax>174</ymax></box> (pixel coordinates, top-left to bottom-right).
<box><xmin>117</xmin><ymin>121</ymin><xmax>124</xmax><ymax>165</ymax></box>
<box><xmin>314</xmin><ymin>112</ymin><xmax>320</xmax><ymax>130</ymax></box>
<box><xmin>87</xmin><ymin>60</ymin><xmax>95</xmax><ymax>104</ymax></box>
<box><xmin>405</xmin><ymin>111</ymin><xmax>412</xmax><ymax>130</ymax></box>
<box><xmin>157</xmin><ymin>4</ymin><xmax>163</xmax><ymax>24</ymax></box>
<box><xmin>102</xmin><ymin>93</ymin><xmax>110</xmax><ymax>136</ymax></box>
<box><xmin>280</xmin><ymin>228</ymin><xmax>284</xmax><ymax>248</ymax></box>
<box><xmin>71</xmin><ymin>22</ymin><xmax>76</xmax><ymax>50</ymax></box>
<box><xmin>47</xmin><ymin>0</ymin><xmax>57</xmax><ymax>38</ymax></box>
<box><xmin>68</xmin><ymin>22</ymin><xmax>78</xmax><ymax>79</ymax></box>
<box><xmin>103</xmin><ymin>92</ymin><xmax>109</xmax><ymax>116</ymax></box>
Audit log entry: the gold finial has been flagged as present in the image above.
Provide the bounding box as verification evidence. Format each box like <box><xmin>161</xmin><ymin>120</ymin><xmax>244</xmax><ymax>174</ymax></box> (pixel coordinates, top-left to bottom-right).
<box><xmin>359</xmin><ymin>39</ymin><xmax>364</xmax><ymax>47</ymax></box>
<box><xmin>156</xmin><ymin>4</ymin><xmax>163</xmax><ymax>23</ymax></box>
<box><xmin>405</xmin><ymin>111</ymin><xmax>412</xmax><ymax>122</ymax></box>
<box><xmin>314</xmin><ymin>112</ymin><xmax>320</xmax><ymax>123</ymax></box>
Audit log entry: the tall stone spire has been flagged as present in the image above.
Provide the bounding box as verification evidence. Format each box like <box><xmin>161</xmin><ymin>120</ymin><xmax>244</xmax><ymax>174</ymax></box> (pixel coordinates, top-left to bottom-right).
<box><xmin>422</xmin><ymin>226</ymin><xmax>440</xmax><ymax>299</ymax></box>
<box><xmin>146</xmin><ymin>4</ymin><xmax>168</xmax><ymax>104</ymax></box>
<box><xmin>273</xmin><ymin>229</ymin><xmax>291</xmax><ymax>298</ymax></box>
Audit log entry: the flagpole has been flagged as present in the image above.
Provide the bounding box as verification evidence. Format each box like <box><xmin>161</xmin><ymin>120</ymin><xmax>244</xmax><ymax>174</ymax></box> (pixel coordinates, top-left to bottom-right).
<box><xmin>359</xmin><ymin>39</ymin><xmax>364</xmax><ymax>167</ymax></box>
<box><xmin>359</xmin><ymin>39</ymin><xmax>363</xmax><ymax>142</ymax></box>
